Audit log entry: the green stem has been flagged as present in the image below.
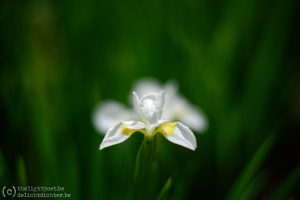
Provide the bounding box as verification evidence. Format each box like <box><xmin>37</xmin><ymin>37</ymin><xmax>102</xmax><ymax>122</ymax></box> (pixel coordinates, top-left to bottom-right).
<box><xmin>134</xmin><ymin>136</ymin><xmax>157</xmax><ymax>200</ymax></box>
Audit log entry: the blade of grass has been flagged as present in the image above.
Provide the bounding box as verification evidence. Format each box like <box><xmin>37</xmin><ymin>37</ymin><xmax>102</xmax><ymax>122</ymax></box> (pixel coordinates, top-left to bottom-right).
<box><xmin>238</xmin><ymin>171</ymin><xmax>268</xmax><ymax>200</ymax></box>
<box><xmin>157</xmin><ymin>177</ymin><xmax>173</xmax><ymax>200</ymax></box>
<box><xmin>225</xmin><ymin>134</ymin><xmax>275</xmax><ymax>200</ymax></box>
<box><xmin>16</xmin><ymin>156</ymin><xmax>27</xmax><ymax>185</ymax></box>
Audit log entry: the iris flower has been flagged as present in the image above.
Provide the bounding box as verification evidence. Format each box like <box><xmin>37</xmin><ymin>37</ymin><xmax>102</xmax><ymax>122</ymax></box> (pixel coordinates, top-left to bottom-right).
<box><xmin>100</xmin><ymin>91</ymin><xmax>197</xmax><ymax>150</ymax></box>
<box><xmin>133</xmin><ymin>79</ymin><xmax>208</xmax><ymax>132</ymax></box>
<box><xmin>93</xmin><ymin>78</ymin><xmax>207</xmax><ymax>134</ymax></box>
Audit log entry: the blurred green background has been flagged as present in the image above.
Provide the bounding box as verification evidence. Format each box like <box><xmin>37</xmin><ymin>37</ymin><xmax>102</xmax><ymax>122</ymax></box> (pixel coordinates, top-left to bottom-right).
<box><xmin>1</xmin><ymin>0</ymin><xmax>300</xmax><ymax>199</ymax></box>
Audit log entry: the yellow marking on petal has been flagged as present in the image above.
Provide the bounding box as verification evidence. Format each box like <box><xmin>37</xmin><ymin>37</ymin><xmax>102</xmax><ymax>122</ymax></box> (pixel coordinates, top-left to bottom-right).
<box><xmin>120</xmin><ymin>124</ymin><xmax>144</xmax><ymax>136</ymax></box>
<box><xmin>159</xmin><ymin>122</ymin><xmax>176</xmax><ymax>136</ymax></box>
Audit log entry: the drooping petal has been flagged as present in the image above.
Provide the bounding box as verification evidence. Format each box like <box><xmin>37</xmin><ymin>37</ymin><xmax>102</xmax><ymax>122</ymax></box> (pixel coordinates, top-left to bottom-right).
<box><xmin>122</xmin><ymin>120</ymin><xmax>146</xmax><ymax>130</ymax></box>
<box><xmin>93</xmin><ymin>101</ymin><xmax>135</xmax><ymax>134</ymax></box>
<box><xmin>99</xmin><ymin>121</ymin><xmax>145</xmax><ymax>150</ymax></box>
<box><xmin>159</xmin><ymin>122</ymin><xmax>197</xmax><ymax>150</ymax></box>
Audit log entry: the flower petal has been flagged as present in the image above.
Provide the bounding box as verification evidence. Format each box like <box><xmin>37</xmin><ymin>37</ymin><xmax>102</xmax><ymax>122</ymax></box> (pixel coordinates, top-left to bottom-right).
<box><xmin>132</xmin><ymin>92</ymin><xmax>146</xmax><ymax>121</ymax></box>
<box><xmin>156</xmin><ymin>91</ymin><xmax>165</xmax><ymax>119</ymax></box>
<box><xmin>164</xmin><ymin>96</ymin><xmax>208</xmax><ymax>132</ymax></box>
<box><xmin>160</xmin><ymin>122</ymin><xmax>197</xmax><ymax>150</ymax></box>
<box><xmin>92</xmin><ymin>101</ymin><xmax>135</xmax><ymax>134</ymax></box>
<box><xmin>99</xmin><ymin>121</ymin><xmax>145</xmax><ymax>150</ymax></box>
<box><xmin>179</xmin><ymin>104</ymin><xmax>208</xmax><ymax>132</ymax></box>
<box><xmin>122</xmin><ymin>120</ymin><xmax>146</xmax><ymax>129</ymax></box>
<box><xmin>163</xmin><ymin>80</ymin><xmax>178</xmax><ymax>99</ymax></box>
<box><xmin>139</xmin><ymin>92</ymin><xmax>165</xmax><ymax>125</ymax></box>
<box><xmin>132</xmin><ymin>78</ymin><xmax>161</xmax><ymax>96</ymax></box>
<box><xmin>132</xmin><ymin>91</ymin><xmax>165</xmax><ymax>125</ymax></box>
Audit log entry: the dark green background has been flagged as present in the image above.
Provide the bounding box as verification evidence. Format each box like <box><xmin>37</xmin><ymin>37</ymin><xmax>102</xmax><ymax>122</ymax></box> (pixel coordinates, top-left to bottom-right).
<box><xmin>1</xmin><ymin>0</ymin><xmax>300</xmax><ymax>199</ymax></box>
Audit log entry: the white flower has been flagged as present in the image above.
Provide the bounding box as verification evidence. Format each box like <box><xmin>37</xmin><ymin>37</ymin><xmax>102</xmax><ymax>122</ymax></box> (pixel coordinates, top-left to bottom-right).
<box><xmin>100</xmin><ymin>91</ymin><xmax>197</xmax><ymax>150</ymax></box>
<box><xmin>93</xmin><ymin>78</ymin><xmax>208</xmax><ymax>135</ymax></box>
<box><xmin>132</xmin><ymin>78</ymin><xmax>208</xmax><ymax>132</ymax></box>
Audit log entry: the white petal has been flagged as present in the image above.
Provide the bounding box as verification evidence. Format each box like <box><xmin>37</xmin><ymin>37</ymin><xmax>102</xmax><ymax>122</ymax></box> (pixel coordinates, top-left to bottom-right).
<box><xmin>132</xmin><ymin>78</ymin><xmax>162</xmax><ymax>96</ymax></box>
<box><xmin>92</xmin><ymin>101</ymin><xmax>134</xmax><ymax>134</ymax></box>
<box><xmin>122</xmin><ymin>120</ymin><xmax>146</xmax><ymax>129</ymax></box>
<box><xmin>165</xmin><ymin>96</ymin><xmax>208</xmax><ymax>132</ymax></box>
<box><xmin>163</xmin><ymin>122</ymin><xmax>197</xmax><ymax>150</ymax></box>
<box><xmin>139</xmin><ymin>92</ymin><xmax>165</xmax><ymax>124</ymax></box>
<box><xmin>156</xmin><ymin>91</ymin><xmax>165</xmax><ymax>119</ymax></box>
<box><xmin>99</xmin><ymin>121</ymin><xmax>145</xmax><ymax>150</ymax></box>
<box><xmin>160</xmin><ymin>81</ymin><xmax>181</xmax><ymax>120</ymax></box>
<box><xmin>180</xmin><ymin>104</ymin><xmax>208</xmax><ymax>132</ymax></box>
<box><xmin>132</xmin><ymin>92</ymin><xmax>145</xmax><ymax>121</ymax></box>
<box><xmin>161</xmin><ymin>95</ymin><xmax>183</xmax><ymax>121</ymax></box>
<box><xmin>163</xmin><ymin>80</ymin><xmax>178</xmax><ymax>99</ymax></box>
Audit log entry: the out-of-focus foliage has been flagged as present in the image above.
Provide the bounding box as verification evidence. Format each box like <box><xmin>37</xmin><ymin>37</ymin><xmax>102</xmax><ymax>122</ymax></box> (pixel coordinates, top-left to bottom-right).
<box><xmin>1</xmin><ymin>0</ymin><xmax>300</xmax><ymax>199</ymax></box>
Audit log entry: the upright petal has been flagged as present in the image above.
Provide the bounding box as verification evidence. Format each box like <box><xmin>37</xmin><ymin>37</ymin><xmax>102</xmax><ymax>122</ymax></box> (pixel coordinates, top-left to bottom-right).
<box><xmin>132</xmin><ymin>78</ymin><xmax>161</xmax><ymax>97</ymax></box>
<box><xmin>163</xmin><ymin>80</ymin><xmax>178</xmax><ymax>100</ymax></box>
<box><xmin>92</xmin><ymin>101</ymin><xmax>135</xmax><ymax>134</ymax></box>
<box><xmin>139</xmin><ymin>92</ymin><xmax>165</xmax><ymax>125</ymax></box>
<box><xmin>156</xmin><ymin>91</ymin><xmax>165</xmax><ymax>119</ymax></box>
<box><xmin>159</xmin><ymin>122</ymin><xmax>197</xmax><ymax>150</ymax></box>
<box><xmin>100</xmin><ymin>121</ymin><xmax>145</xmax><ymax>150</ymax></box>
<box><xmin>132</xmin><ymin>92</ymin><xmax>146</xmax><ymax>121</ymax></box>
